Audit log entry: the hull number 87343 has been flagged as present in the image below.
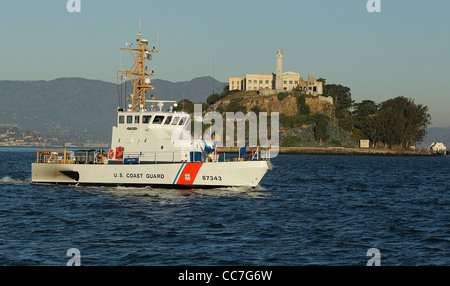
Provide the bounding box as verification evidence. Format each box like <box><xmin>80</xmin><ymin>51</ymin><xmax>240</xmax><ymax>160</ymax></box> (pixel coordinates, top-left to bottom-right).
<box><xmin>202</xmin><ymin>175</ymin><xmax>222</xmax><ymax>181</ymax></box>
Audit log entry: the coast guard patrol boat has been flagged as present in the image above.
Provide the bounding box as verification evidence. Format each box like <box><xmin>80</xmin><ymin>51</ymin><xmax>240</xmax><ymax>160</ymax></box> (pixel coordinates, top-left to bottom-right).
<box><xmin>31</xmin><ymin>28</ymin><xmax>272</xmax><ymax>188</ymax></box>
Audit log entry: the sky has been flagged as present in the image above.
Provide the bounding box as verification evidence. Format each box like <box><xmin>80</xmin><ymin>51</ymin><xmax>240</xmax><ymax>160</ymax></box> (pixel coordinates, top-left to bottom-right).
<box><xmin>1</xmin><ymin>0</ymin><xmax>449</xmax><ymax>126</ymax></box>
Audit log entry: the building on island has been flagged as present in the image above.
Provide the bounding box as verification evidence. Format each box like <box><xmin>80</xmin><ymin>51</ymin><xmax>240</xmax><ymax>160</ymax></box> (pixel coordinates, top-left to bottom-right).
<box><xmin>429</xmin><ymin>142</ymin><xmax>446</xmax><ymax>152</ymax></box>
<box><xmin>229</xmin><ymin>49</ymin><xmax>323</xmax><ymax>96</ymax></box>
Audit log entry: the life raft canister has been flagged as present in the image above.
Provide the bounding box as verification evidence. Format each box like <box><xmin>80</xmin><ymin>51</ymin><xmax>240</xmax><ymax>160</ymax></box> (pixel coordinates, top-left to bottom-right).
<box><xmin>108</xmin><ymin>149</ymin><xmax>114</xmax><ymax>159</ymax></box>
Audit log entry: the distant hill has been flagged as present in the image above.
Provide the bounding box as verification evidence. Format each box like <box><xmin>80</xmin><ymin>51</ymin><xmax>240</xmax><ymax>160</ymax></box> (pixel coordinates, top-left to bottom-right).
<box><xmin>151</xmin><ymin>77</ymin><xmax>227</xmax><ymax>103</ymax></box>
<box><xmin>423</xmin><ymin>126</ymin><xmax>450</xmax><ymax>148</ymax></box>
<box><xmin>0</xmin><ymin>77</ymin><xmax>226</xmax><ymax>144</ymax></box>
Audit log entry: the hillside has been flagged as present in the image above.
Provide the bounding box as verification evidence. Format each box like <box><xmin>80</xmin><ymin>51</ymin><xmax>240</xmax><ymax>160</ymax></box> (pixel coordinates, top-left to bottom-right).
<box><xmin>423</xmin><ymin>126</ymin><xmax>450</xmax><ymax>147</ymax></box>
<box><xmin>207</xmin><ymin>90</ymin><xmax>357</xmax><ymax>148</ymax></box>
<box><xmin>212</xmin><ymin>91</ymin><xmax>334</xmax><ymax>117</ymax></box>
<box><xmin>0</xmin><ymin>77</ymin><xmax>226</xmax><ymax>145</ymax></box>
<box><xmin>151</xmin><ymin>77</ymin><xmax>226</xmax><ymax>103</ymax></box>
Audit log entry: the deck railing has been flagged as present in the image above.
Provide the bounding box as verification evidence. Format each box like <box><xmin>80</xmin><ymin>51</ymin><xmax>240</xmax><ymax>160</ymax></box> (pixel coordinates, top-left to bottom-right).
<box><xmin>124</xmin><ymin>151</ymin><xmax>180</xmax><ymax>163</ymax></box>
<box><xmin>35</xmin><ymin>150</ymin><xmax>75</xmax><ymax>164</ymax></box>
<box><xmin>34</xmin><ymin>147</ymin><xmax>271</xmax><ymax>164</ymax></box>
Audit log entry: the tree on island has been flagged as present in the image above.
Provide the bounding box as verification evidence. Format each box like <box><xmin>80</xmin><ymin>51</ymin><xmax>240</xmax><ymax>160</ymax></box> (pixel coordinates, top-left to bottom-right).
<box><xmin>358</xmin><ymin>96</ymin><xmax>430</xmax><ymax>149</ymax></box>
<box><xmin>353</xmin><ymin>100</ymin><xmax>378</xmax><ymax>117</ymax></box>
<box><xmin>322</xmin><ymin>83</ymin><xmax>353</xmax><ymax>119</ymax></box>
<box><xmin>314</xmin><ymin>113</ymin><xmax>330</xmax><ymax>144</ymax></box>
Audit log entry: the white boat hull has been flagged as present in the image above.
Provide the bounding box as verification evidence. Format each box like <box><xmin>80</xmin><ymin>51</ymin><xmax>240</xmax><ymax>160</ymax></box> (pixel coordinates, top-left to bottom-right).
<box><xmin>31</xmin><ymin>161</ymin><xmax>271</xmax><ymax>188</ymax></box>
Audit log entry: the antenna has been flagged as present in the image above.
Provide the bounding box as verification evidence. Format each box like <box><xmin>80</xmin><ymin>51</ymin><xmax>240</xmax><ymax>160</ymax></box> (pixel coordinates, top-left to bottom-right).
<box><xmin>139</xmin><ymin>17</ymin><xmax>142</xmax><ymax>35</ymax></box>
<box><xmin>157</xmin><ymin>27</ymin><xmax>160</xmax><ymax>50</ymax></box>
<box><xmin>118</xmin><ymin>19</ymin><xmax>158</xmax><ymax>111</ymax></box>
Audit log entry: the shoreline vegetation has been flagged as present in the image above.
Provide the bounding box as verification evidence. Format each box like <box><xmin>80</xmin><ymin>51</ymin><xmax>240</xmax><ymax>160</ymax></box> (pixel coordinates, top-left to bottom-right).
<box><xmin>217</xmin><ymin>146</ymin><xmax>434</xmax><ymax>156</ymax></box>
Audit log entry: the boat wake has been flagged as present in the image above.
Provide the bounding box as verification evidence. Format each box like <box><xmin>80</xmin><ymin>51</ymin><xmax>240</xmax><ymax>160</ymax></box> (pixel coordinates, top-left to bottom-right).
<box><xmin>0</xmin><ymin>176</ymin><xmax>31</xmax><ymax>184</ymax></box>
<box><xmin>81</xmin><ymin>184</ymin><xmax>271</xmax><ymax>200</ymax></box>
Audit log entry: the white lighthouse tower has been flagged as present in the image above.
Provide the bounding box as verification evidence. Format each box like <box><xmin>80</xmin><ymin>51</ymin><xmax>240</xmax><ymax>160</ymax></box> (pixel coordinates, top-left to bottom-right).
<box><xmin>275</xmin><ymin>49</ymin><xmax>283</xmax><ymax>90</ymax></box>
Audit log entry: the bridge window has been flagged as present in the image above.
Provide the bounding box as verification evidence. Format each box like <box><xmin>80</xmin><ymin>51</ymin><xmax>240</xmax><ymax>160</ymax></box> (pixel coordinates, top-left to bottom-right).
<box><xmin>135</xmin><ymin>115</ymin><xmax>140</xmax><ymax>124</ymax></box>
<box><xmin>164</xmin><ymin>116</ymin><xmax>172</xmax><ymax>124</ymax></box>
<box><xmin>127</xmin><ymin>116</ymin><xmax>133</xmax><ymax>124</ymax></box>
<box><xmin>143</xmin><ymin>115</ymin><xmax>152</xmax><ymax>124</ymax></box>
<box><xmin>178</xmin><ymin>117</ymin><xmax>185</xmax><ymax>125</ymax></box>
<box><xmin>152</xmin><ymin>115</ymin><xmax>165</xmax><ymax>124</ymax></box>
<box><xmin>171</xmin><ymin>116</ymin><xmax>180</xmax><ymax>125</ymax></box>
<box><xmin>119</xmin><ymin>115</ymin><xmax>124</xmax><ymax>124</ymax></box>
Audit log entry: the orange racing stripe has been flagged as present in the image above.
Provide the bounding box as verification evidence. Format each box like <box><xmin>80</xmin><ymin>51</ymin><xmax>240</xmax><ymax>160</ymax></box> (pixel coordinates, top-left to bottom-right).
<box><xmin>176</xmin><ymin>163</ymin><xmax>203</xmax><ymax>185</ymax></box>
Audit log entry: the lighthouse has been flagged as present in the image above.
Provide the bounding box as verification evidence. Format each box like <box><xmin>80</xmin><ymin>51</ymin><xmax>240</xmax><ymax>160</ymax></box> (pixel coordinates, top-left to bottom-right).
<box><xmin>275</xmin><ymin>49</ymin><xmax>283</xmax><ymax>90</ymax></box>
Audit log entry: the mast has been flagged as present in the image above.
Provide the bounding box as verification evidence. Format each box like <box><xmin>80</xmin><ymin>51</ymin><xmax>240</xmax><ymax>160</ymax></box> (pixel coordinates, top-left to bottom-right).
<box><xmin>118</xmin><ymin>21</ymin><xmax>158</xmax><ymax>111</ymax></box>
